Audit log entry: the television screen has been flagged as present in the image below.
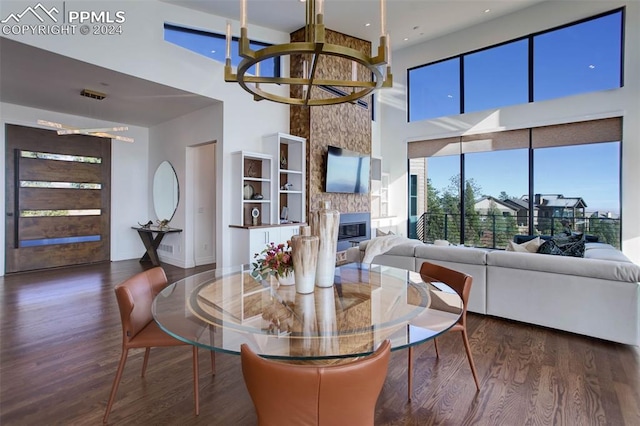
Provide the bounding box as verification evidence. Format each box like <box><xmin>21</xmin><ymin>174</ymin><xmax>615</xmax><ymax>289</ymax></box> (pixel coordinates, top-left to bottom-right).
<box><xmin>325</xmin><ymin>146</ymin><xmax>370</xmax><ymax>193</ymax></box>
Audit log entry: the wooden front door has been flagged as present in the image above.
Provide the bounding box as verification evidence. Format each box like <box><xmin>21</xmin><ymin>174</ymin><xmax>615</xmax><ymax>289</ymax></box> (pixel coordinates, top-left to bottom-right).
<box><xmin>5</xmin><ymin>124</ymin><xmax>111</xmax><ymax>273</ymax></box>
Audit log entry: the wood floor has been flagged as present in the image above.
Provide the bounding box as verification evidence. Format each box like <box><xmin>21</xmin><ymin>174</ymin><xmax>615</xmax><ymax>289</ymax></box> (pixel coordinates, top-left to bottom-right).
<box><xmin>1</xmin><ymin>260</ymin><xmax>639</xmax><ymax>425</ymax></box>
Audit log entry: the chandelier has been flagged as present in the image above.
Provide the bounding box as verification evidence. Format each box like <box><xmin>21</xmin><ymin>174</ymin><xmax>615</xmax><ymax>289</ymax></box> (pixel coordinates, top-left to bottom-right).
<box><xmin>224</xmin><ymin>0</ymin><xmax>392</xmax><ymax>106</ymax></box>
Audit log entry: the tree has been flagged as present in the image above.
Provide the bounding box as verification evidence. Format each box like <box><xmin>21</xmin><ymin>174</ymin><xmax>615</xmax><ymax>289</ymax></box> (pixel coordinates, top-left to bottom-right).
<box><xmin>498</xmin><ymin>191</ymin><xmax>511</xmax><ymax>201</ymax></box>
<box><xmin>464</xmin><ymin>180</ymin><xmax>481</xmax><ymax>246</ymax></box>
<box><xmin>424</xmin><ymin>179</ymin><xmax>446</xmax><ymax>242</ymax></box>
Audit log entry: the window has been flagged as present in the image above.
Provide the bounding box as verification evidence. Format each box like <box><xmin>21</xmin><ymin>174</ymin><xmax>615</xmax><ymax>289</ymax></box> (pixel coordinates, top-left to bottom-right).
<box><xmin>408</xmin><ymin>58</ymin><xmax>460</xmax><ymax>121</ymax></box>
<box><xmin>164</xmin><ymin>23</ymin><xmax>280</xmax><ymax>78</ymax></box>
<box><xmin>408</xmin><ymin>174</ymin><xmax>418</xmax><ymax>238</ymax></box>
<box><xmin>408</xmin><ymin>9</ymin><xmax>623</xmax><ymax>122</ymax></box>
<box><xmin>408</xmin><ymin>118</ymin><xmax>622</xmax><ymax>249</ymax></box>
<box><xmin>464</xmin><ymin>39</ymin><xmax>528</xmax><ymax>113</ymax></box>
<box><xmin>533</xmin><ymin>11</ymin><xmax>623</xmax><ymax>101</ymax></box>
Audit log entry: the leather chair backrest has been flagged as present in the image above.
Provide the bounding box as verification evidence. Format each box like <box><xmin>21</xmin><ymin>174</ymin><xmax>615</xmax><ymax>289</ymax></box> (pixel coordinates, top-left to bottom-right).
<box><xmin>115</xmin><ymin>267</ymin><xmax>168</xmax><ymax>343</ymax></box>
<box><xmin>241</xmin><ymin>340</ymin><xmax>391</xmax><ymax>426</ymax></box>
<box><xmin>420</xmin><ymin>261</ymin><xmax>472</xmax><ymax>325</ymax></box>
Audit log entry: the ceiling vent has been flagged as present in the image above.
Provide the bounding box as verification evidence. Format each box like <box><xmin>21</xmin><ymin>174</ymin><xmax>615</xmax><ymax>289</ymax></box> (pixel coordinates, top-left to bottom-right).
<box><xmin>80</xmin><ymin>89</ymin><xmax>106</xmax><ymax>100</ymax></box>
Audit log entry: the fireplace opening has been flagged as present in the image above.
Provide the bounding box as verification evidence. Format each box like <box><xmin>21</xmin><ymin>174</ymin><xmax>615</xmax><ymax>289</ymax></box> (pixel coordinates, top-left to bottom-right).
<box><xmin>339</xmin><ymin>222</ymin><xmax>367</xmax><ymax>241</ymax></box>
<box><xmin>336</xmin><ymin>212</ymin><xmax>370</xmax><ymax>251</ymax></box>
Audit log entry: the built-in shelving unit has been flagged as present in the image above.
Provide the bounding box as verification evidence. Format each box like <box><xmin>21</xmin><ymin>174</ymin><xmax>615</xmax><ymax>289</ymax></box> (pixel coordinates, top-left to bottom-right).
<box><xmin>231</xmin><ymin>151</ymin><xmax>273</xmax><ymax>226</ymax></box>
<box><xmin>263</xmin><ymin>133</ymin><xmax>306</xmax><ymax>224</ymax></box>
<box><xmin>230</xmin><ymin>135</ymin><xmax>307</xmax><ymax>265</ymax></box>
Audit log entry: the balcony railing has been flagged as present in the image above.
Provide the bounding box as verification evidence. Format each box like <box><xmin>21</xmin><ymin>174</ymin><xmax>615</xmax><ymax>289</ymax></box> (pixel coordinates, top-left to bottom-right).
<box><xmin>414</xmin><ymin>213</ymin><xmax>621</xmax><ymax>249</ymax></box>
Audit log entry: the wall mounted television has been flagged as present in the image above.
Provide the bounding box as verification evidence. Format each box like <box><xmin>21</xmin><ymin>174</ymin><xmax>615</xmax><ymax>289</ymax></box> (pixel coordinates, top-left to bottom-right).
<box><xmin>325</xmin><ymin>145</ymin><xmax>370</xmax><ymax>194</ymax></box>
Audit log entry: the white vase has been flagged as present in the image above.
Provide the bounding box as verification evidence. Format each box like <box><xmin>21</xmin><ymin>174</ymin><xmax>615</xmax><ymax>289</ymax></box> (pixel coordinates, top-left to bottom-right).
<box><xmin>315</xmin><ymin>201</ymin><xmax>340</xmax><ymax>287</ymax></box>
<box><xmin>291</xmin><ymin>226</ymin><xmax>318</xmax><ymax>294</ymax></box>
<box><xmin>277</xmin><ymin>271</ymin><xmax>295</xmax><ymax>286</ymax></box>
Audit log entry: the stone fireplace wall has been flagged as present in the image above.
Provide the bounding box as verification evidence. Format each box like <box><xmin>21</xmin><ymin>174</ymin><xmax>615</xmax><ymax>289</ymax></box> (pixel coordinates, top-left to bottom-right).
<box><xmin>289</xmin><ymin>27</ymin><xmax>372</xmax><ymax>217</ymax></box>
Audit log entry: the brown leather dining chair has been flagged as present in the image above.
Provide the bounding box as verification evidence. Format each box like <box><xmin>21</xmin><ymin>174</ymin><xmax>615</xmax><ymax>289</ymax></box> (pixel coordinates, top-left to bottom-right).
<box><xmin>241</xmin><ymin>340</ymin><xmax>391</xmax><ymax>426</ymax></box>
<box><xmin>407</xmin><ymin>261</ymin><xmax>480</xmax><ymax>401</ymax></box>
<box><xmin>103</xmin><ymin>267</ymin><xmax>215</xmax><ymax>423</ymax></box>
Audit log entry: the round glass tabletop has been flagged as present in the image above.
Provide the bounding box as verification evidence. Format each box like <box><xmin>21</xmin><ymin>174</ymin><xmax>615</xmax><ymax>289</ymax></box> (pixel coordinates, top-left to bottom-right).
<box><xmin>152</xmin><ymin>263</ymin><xmax>463</xmax><ymax>360</ymax></box>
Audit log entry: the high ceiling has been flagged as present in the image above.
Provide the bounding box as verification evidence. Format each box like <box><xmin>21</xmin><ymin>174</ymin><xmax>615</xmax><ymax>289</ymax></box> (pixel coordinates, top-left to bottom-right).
<box><xmin>1</xmin><ymin>0</ymin><xmax>544</xmax><ymax>128</ymax></box>
<box><xmin>163</xmin><ymin>0</ymin><xmax>543</xmax><ymax>50</ymax></box>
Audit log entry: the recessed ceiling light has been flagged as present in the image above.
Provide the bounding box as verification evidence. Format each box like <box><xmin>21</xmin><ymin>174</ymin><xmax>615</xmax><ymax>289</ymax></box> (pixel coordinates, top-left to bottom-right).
<box><xmin>365</xmin><ymin>23</ymin><xmax>371</xmax><ymax>27</ymax></box>
<box><xmin>589</xmin><ymin>64</ymin><xmax>596</xmax><ymax>69</ymax></box>
<box><xmin>211</xmin><ymin>50</ymin><xmax>216</xmax><ymax>54</ymax></box>
<box><xmin>484</xmin><ymin>9</ymin><xmax>491</xmax><ymax>13</ymax></box>
<box><xmin>404</xmin><ymin>37</ymin><xmax>409</xmax><ymax>41</ymax></box>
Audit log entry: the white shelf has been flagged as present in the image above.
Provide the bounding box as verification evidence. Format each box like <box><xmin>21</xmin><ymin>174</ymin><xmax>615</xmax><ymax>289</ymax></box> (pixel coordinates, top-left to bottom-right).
<box><xmin>232</xmin><ymin>151</ymin><xmax>273</xmax><ymax>226</ymax></box>
<box><xmin>264</xmin><ymin>133</ymin><xmax>306</xmax><ymax>224</ymax></box>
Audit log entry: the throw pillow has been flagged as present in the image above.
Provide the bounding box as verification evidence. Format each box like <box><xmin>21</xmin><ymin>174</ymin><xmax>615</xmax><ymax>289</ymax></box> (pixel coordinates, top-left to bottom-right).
<box><xmin>434</xmin><ymin>239</ymin><xmax>451</xmax><ymax>246</ymax></box>
<box><xmin>537</xmin><ymin>239</ymin><xmax>586</xmax><ymax>257</ymax></box>
<box><xmin>560</xmin><ymin>240</ymin><xmax>586</xmax><ymax>257</ymax></box>
<box><xmin>537</xmin><ymin>240</ymin><xmax>565</xmax><ymax>256</ymax></box>
<box><xmin>376</xmin><ymin>228</ymin><xmax>395</xmax><ymax>237</ymax></box>
<box><xmin>506</xmin><ymin>236</ymin><xmax>542</xmax><ymax>253</ymax></box>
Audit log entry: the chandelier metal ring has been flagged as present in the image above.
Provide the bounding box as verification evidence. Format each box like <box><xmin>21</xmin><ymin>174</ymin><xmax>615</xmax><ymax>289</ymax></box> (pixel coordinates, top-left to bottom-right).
<box><xmin>234</xmin><ymin>43</ymin><xmax>386</xmax><ymax>106</ymax></box>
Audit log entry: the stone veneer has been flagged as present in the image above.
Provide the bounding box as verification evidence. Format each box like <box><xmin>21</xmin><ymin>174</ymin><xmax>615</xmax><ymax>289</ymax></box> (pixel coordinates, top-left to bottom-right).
<box><xmin>289</xmin><ymin>27</ymin><xmax>372</xmax><ymax>216</ymax></box>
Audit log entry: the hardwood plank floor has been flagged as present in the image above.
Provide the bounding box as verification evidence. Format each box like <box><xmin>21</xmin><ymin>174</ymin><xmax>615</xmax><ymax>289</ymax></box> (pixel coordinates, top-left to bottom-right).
<box><xmin>1</xmin><ymin>260</ymin><xmax>639</xmax><ymax>425</ymax></box>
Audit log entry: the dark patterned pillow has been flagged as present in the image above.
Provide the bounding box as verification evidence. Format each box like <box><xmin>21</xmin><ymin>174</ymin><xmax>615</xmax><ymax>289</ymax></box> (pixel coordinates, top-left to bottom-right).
<box><xmin>537</xmin><ymin>240</ymin><xmax>565</xmax><ymax>256</ymax></box>
<box><xmin>560</xmin><ymin>240</ymin><xmax>585</xmax><ymax>257</ymax></box>
<box><xmin>537</xmin><ymin>239</ymin><xmax>586</xmax><ymax>257</ymax></box>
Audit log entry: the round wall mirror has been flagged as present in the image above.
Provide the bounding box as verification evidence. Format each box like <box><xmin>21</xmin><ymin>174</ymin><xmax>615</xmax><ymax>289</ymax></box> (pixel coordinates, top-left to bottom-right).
<box><xmin>153</xmin><ymin>161</ymin><xmax>179</xmax><ymax>221</ymax></box>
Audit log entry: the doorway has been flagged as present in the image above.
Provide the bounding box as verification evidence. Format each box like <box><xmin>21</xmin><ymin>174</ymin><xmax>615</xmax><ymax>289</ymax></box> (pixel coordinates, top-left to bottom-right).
<box><xmin>187</xmin><ymin>142</ymin><xmax>216</xmax><ymax>267</ymax></box>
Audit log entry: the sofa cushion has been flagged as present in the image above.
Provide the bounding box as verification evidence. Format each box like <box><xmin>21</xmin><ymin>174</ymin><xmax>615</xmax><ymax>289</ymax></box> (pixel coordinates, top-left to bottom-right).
<box><xmin>414</xmin><ymin>244</ymin><xmax>489</xmax><ymax>265</ymax></box>
<box><xmin>584</xmin><ymin>244</ymin><xmax>633</xmax><ymax>262</ymax></box>
<box><xmin>487</xmin><ymin>250</ymin><xmax>640</xmax><ymax>282</ymax></box>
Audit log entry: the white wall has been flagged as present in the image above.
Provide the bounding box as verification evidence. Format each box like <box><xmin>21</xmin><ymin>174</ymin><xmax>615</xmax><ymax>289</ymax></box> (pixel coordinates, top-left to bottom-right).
<box><xmin>379</xmin><ymin>1</ymin><xmax>640</xmax><ymax>263</ymax></box>
<box><xmin>1</xmin><ymin>0</ymin><xmax>291</xmax><ymax>271</ymax></box>
<box><xmin>149</xmin><ymin>105</ymin><xmax>222</xmax><ymax>268</ymax></box>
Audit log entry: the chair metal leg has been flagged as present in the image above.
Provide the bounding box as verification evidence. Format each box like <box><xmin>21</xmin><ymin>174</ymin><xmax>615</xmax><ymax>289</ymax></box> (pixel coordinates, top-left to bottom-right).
<box><xmin>210</xmin><ymin>350</ymin><xmax>216</xmax><ymax>375</ymax></box>
<box><xmin>407</xmin><ymin>346</ymin><xmax>413</xmax><ymax>402</ymax></box>
<box><xmin>461</xmin><ymin>329</ymin><xmax>480</xmax><ymax>391</ymax></box>
<box><xmin>103</xmin><ymin>348</ymin><xmax>129</xmax><ymax>424</ymax></box>
<box><xmin>193</xmin><ymin>346</ymin><xmax>200</xmax><ymax>416</ymax></box>
<box><xmin>433</xmin><ymin>337</ymin><xmax>439</xmax><ymax>358</ymax></box>
<box><xmin>141</xmin><ymin>347</ymin><xmax>151</xmax><ymax>377</ymax></box>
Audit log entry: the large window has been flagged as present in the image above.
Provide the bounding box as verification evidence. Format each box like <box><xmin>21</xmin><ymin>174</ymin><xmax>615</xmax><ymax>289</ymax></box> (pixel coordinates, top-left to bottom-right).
<box><xmin>408</xmin><ymin>9</ymin><xmax>623</xmax><ymax>121</ymax></box>
<box><xmin>408</xmin><ymin>58</ymin><xmax>460</xmax><ymax>122</ymax></box>
<box><xmin>164</xmin><ymin>23</ymin><xmax>281</xmax><ymax>78</ymax></box>
<box><xmin>408</xmin><ymin>118</ymin><xmax>622</xmax><ymax>249</ymax></box>
<box><xmin>464</xmin><ymin>39</ymin><xmax>528</xmax><ymax>113</ymax></box>
<box><xmin>534</xmin><ymin>11</ymin><xmax>623</xmax><ymax>101</ymax></box>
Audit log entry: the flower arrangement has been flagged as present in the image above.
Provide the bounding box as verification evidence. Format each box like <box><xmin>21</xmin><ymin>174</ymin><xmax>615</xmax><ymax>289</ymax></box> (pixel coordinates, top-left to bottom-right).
<box><xmin>251</xmin><ymin>241</ymin><xmax>293</xmax><ymax>280</ymax></box>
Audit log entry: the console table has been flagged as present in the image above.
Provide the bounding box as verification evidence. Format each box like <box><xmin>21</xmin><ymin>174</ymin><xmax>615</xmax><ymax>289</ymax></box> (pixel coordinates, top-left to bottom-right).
<box><xmin>131</xmin><ymin>226</ymin><xmax>182</xmax><ymax>266</ymax></box>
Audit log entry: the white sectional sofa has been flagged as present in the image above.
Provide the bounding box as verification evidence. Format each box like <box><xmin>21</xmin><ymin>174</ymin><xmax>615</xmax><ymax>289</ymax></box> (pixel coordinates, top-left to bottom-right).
<box><xmin>348</xmin><ymin>240</ymin><xmax>640</xmax><ymax>345</ymax></box>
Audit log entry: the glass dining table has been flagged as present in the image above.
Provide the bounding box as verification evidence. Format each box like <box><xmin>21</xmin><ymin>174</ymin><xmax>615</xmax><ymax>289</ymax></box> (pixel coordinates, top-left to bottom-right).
<box><xmin>152</xmin><ymin>262</ymin><xmax>463</xmax><ymax>360</ymax></box>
